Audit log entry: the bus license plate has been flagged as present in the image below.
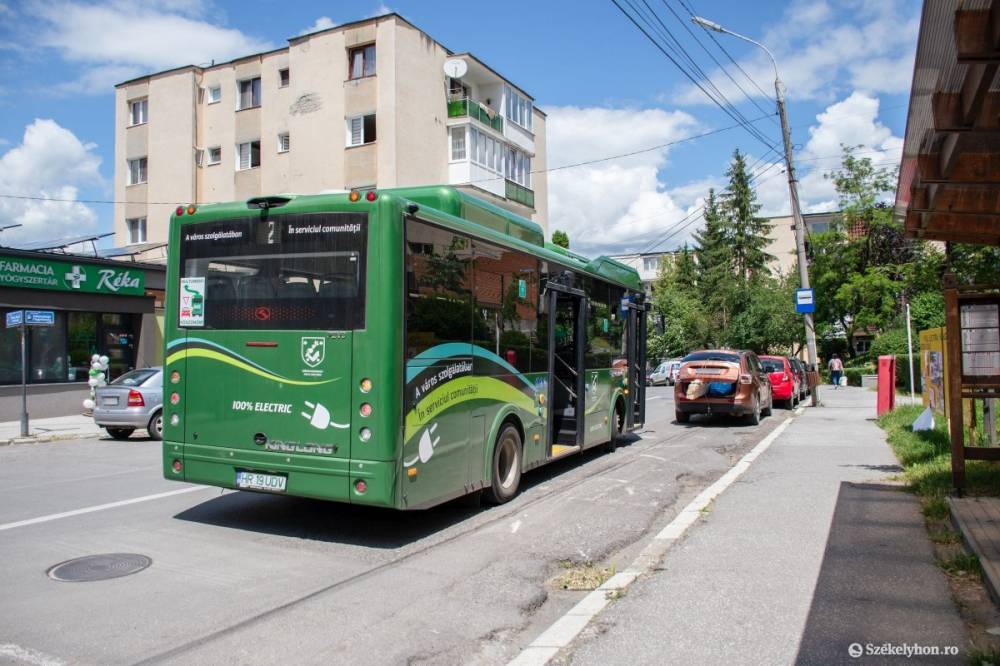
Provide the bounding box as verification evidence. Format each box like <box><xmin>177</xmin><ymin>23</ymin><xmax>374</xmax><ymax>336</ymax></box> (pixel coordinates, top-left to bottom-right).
<box><xmin>235</xmin><ymin>471</ymin><xmax>287</xmax><ymax>493</ymax></box>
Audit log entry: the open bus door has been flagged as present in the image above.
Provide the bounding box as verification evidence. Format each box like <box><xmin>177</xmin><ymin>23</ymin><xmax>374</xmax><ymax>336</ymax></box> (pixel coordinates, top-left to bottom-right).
<box><xmin>545</xmin><ymin>280</ymin><xmax>587</xmax><ymax>458</ymax></box>
<box><xmin>625</xmin><ymin>300</ymin><xmax>648</xmax><ymax>429</ymax></box>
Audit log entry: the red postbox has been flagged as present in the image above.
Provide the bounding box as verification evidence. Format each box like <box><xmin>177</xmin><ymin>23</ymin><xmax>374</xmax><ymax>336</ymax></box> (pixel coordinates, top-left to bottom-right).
<box><xmin>877</xmin><ymin>355</ymin><xmax>896</xmax><ymax>416</ymax></box>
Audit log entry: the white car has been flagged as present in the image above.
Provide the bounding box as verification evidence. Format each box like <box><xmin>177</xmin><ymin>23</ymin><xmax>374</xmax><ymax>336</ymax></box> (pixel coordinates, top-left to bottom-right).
<box><xmin>647</xmin><ymin>361</ymin><xmax>673</xmax><ymax>386</ymax></box>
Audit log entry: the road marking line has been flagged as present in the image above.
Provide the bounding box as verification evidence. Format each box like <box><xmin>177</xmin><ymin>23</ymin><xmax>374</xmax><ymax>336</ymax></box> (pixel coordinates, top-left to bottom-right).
<box><xmin>0</xmin><ymin>486</ymin><xmax>209</xmax><ymax>532</ymax></box>
<box><xmin>0</xmin><ymin>644</ymin><xmax>66</xmax><ymax>666</ymax></box>
<box><xmin>510</xmin><ymin>520</ymin><xmax>522</xmax><ymax>534</ymax></box>
<box><xmin>507</xmin><ymin>414</ymin><xmax>797</xmax><ymax>666</ymax></box>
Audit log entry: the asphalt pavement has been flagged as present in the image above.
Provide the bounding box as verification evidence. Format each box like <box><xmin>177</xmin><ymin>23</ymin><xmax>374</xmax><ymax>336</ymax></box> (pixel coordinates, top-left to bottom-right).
<box><xmin>565</xmin><ymin>386</ymin><xmax>968</xmax><ymax>665</ymax></box>
<box><xmin>0</xmin><ymin>385</ymin><xmax>796</xmax><ymax>665</ymax></box>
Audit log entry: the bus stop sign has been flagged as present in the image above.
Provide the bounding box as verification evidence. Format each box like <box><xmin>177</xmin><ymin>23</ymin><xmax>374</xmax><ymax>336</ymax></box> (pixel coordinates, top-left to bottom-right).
<box><xmin>25</xmin><ymin>310</ymin><xmax>55</xmax><ymax>326</ymax></box>
<box><xmin>795</xmin><ymin>289</ymin><xmax>815</xmax><ymax>314</ymax></box>
<box><xmin>6</xmin><ymin>310</ymin><xmax>23</xmax><ymax>328</ymax></box>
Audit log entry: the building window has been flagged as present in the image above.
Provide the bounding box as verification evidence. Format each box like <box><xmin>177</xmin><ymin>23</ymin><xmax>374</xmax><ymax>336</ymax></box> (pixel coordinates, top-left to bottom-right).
<box><xmin>504</xmin><ymin>145</ymin><xmax>531</xmax><ymax>187</ymax></box>
<box><xmin>449</xmin><ymin>126</ymin><xmax>466</xmax><ymax>161</ymax></box>
<box><xmin>469</xmin><ymin>128</ymin><xmax>503</xmax><ymax>173</ymax></box>
<box><xmin>127</xmin><ymin>157</ymin><xmax>147</xmax><ymax>185</ymax></box>
<box><xmin>643</xmin><ymin>256</ymin><xmax>660</xmax><ymax>272</ymax></box>
<box><xmin>127</xmin><ymin>217</ymin><xmax>147</xmax><ymax>245</ymax></box>
<box><xmin>207</xmin><ymin>146</ymin><xmax>222</xmax><ymax>165</ymax></box>
<box><xmin>128</xmin><ymin>98</ymin><xmax>147</xmax><ymax>126</ymax></box>
<box><xmin>236</xmin><ymin>141</ymin><xmax>261</xmax><ymax>170</ymax></box>
<box><xmin>279</xmin><ymin>68</ymin><xmax>289</xmax><ymax>87</ymax></box>
<box><xmin>277</xmin><ymin>132</ymin><xmax>290</xmax><ymax>153</ymax></box>
<box><xmin>346</xmin><ymin>114</ymin><xmax>376</xmax><ymax>146</ymax></box>
<box><xmin>504</xmin><ymin>85</ymin><xmax>533</xmax><ymax>131</ymax></box>
<box><xmin>206</xmin><ymin>86</ymin><xmax>221</xmax><ymax>104</ymax></box>
<box><xmin>195</xmin><ymin>149</ymin><xmax>204</xmax><ymax>167</ymax></box>
<box><xmin>237</xmin><ymin>77</ymin><xmax>261</xmax><ymax>110</ymax></box>
<box><xmin>448</xmin><ymin>77</ymin><xmax>470</xmax><ymax>100</ymax></box>
<box><xmin>348</xmin><ymin>44</ymin><xmax>376</xmax><ymax>79</ymax></box>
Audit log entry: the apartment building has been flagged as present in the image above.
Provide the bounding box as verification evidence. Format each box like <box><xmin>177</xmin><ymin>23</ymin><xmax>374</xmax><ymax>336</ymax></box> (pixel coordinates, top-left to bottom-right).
<box><xmin>113</xmin><ymin>13</ymin><xmax>548</xmax><ymax>254</ymax></box>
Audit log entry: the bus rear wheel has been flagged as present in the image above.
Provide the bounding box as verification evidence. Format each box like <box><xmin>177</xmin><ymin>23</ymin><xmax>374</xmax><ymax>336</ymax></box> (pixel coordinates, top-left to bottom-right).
<box><xmin>604</xmin><ymin>401</ymin><xmax>625</xmax><ymax>453</ymax></box>
<box><xmin>486</xmin><ymin>424</ymin><xmax>522</xmax><ymax>504</ymax></box>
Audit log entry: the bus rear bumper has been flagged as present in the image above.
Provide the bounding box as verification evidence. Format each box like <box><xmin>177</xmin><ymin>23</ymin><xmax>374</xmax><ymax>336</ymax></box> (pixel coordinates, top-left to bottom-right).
<box><xmin>162</xmin><ymin>441</ymin><xmax>398</xmax><ymax>508</ymax></box>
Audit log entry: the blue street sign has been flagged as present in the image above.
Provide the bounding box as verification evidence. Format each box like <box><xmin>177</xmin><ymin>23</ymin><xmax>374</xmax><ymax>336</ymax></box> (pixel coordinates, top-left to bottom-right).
<box><xmin>24</xmin><ymin>310</ymin><xmax>55</xmax><ymax>326</ymax></box>
<box><xmin>795</xmin><ymin>288</ymin><xmax>815</xmax><ymax>314</ymax></box>
<box><xmin>5</xmin><ymin>310</ymin><xmax>23</xmax><ymax>328</ymax></box>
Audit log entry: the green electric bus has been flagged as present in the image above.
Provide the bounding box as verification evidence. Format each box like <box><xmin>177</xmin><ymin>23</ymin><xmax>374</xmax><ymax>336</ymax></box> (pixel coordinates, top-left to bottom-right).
<box><xmin>162</xmin><ymin>186</ymin><xmax>647</xmax><ymax>509</ymax></box>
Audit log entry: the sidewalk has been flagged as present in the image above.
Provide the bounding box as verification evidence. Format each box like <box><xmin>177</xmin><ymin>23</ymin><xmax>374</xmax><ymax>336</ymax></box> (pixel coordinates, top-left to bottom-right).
<box><xmin>568</xmin><ymin>387</ymin><xmax>968</xmax><ymax>664</ymax></box>
<box><xmin>0</xmin><ymin>413</ymin><xmax>104</xmax><ymax>444</ymax></box>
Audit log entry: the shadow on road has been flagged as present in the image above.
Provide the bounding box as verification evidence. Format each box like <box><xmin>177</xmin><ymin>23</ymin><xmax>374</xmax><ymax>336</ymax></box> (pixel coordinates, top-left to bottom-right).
<box><xmin>172</xmin><ymin>433</ymin><xmax>642</xmax><ymax>548</ymax></box>
<box><xmin>793</xmin><ymin>481</ymin><xmax>966</xmax><ymax>664</ymax></box>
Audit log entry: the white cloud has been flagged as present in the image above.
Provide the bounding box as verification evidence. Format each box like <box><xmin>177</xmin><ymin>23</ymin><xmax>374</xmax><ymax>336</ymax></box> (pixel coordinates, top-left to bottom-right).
<box><xmin>29</xmin><ymin>1</ymin><xmax>274</xmax><ymax>94</ymax></box>
<box><xmin>675</xmin><ymin>0</ymin><xmax>919</xmax><ymax>104</ymax></box>
<box><xmin>0</xmin><ymin>119</ymin><xmax>102</xmax><ymax>245</ymax></box>
<box><xmin>371</xmin><ymin>3</ymin><xmax>394</xmax><ymax>17</ymax></box>
<box><xmin>299</xmin><ymin>16</ymin><xmax>337</xmax><ymax>36</ymax></box>
<box><xmin>544</xmin><ymin>106</ymin><xmax>700</xmax><ymax>256</ymax></box>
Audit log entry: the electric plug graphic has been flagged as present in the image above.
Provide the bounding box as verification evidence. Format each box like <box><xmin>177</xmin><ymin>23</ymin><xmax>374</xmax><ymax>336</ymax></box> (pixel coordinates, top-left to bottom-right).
<box><xmin>418</xmin><ymin>422</ymin><xmax>440</xmax><ymax>464</ymax></box>
<box><xmin>301</xmin><ymin>401</ymin><xmax>349</xmax><ymax>429</ymax></box>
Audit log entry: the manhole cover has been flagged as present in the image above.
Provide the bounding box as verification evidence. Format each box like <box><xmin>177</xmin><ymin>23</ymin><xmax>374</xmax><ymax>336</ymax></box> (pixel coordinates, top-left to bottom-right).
<box><xmin>47</xmin><ymin>553</ymin><xmax>151</xmax><ymax>582</ymax></box>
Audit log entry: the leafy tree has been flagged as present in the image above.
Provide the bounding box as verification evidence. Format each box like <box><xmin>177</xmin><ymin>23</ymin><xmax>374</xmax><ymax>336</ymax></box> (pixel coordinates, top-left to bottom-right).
<box><xmin>692</xmin><ymin>188</ymin><xmax>732</xmax><ymax>333</ymax></box>
<box><xmin>726</xmin><ymin>275</ymin><xmax>804</xmax><ymax>354</ymax></box>
<box><xmin>908</xmin><ymin>291</ymin><xmax>945</xmax><ymax>333</ymax></box>
<box><xmin>551</xmin><ymin>229</ymin><xmax>570</xmax><ymax>248</ymax></box>
<box><xmin>671</xmin><ymin>244</ymin><xmax>697</xmax><ymax>292</ymax></box>
<box><xmin>721</xmin><ymin>149</ymin><xmax>773</xmax><ymax>284</ymax></box>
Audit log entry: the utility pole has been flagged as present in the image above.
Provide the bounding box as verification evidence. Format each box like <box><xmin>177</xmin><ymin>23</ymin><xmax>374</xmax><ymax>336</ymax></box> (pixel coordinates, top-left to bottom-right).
<box><xmin>693</xmin><ymin>15</ymin><xmax>820</xmax><ymax>405</ymax></box>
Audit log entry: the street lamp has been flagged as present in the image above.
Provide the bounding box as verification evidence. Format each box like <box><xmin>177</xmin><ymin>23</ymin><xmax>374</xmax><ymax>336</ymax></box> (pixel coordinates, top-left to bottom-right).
<box><xmin>0</xmin><ymin>224</ymin><xmax>23</xmax><ymax>232</ymax></box>
<box><xmin>692</xmin><ymin>15</ymin><xmax>820</xmax><ymax>405</ymax></box>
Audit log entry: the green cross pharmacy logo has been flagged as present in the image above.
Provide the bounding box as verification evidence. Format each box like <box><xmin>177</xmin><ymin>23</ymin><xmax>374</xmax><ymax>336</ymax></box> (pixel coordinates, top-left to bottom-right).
<box><xmin>64</xmin><ymin>265</ymin><xmax>86</xmax><ymax>289</ymax></box>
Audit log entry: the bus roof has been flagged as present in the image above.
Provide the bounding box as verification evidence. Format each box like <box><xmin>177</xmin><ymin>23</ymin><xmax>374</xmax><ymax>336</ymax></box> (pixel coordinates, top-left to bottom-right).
<box><xmin>174</xmin><ymin>186</ymin><xmax>644</xmax><ymax>292</ymax></box>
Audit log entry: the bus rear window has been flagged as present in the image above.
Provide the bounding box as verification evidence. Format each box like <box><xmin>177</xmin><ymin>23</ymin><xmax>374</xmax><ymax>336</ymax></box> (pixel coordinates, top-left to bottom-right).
<box><xmin>179</xmin><ymin>212</ymin><xmax>367</xmax><ymax>330</ymax></box>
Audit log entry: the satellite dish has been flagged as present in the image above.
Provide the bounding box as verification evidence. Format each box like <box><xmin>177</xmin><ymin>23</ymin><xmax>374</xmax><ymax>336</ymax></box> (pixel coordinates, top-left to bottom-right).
<box><xmin>443</xmin><ymin>58</ymin><xmax>468</xmax><ymax>79</ymax></box>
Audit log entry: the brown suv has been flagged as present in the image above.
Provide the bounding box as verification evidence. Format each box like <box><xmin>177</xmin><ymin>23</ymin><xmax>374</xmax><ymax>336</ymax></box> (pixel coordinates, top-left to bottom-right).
<box><xmin>674</xmin><ymin>349</ymin><xmax>773</xmax><ymax>425</ymax></box>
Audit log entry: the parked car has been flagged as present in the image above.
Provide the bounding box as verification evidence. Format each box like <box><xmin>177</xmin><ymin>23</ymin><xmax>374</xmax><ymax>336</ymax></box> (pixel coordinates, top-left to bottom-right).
<box><xmin>788</xmin><ymin>357</ymin><xmax>809</xmax><ymax>401</ymax></box>
<box><xmin>92</xmin><ymin>367</ymin><xmax>163</xmax><ymax>440</ymax></box>
<box><xmin>647</xmin><ymin>361</ymin><xmax>671</xmax><ymax>386</ymax></box>
<box><xmin>759</xmin><ymin>355</ymin><xmax>801</xmax><ymax>409</ymax></box>
<box><xmin>669</xmin><ymin>359</ymin><xmax>683</xmax><ymax>385</ymax></box>
<box><xmin>674</xmin><ymin>349</ymin><xmax>773</xmax><ymax>425</ymax></box>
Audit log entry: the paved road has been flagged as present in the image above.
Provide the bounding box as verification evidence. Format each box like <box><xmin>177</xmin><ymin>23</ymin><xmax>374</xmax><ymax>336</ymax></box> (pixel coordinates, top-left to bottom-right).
<box><xmin>0</xmin><ymin>386</ymin><xmax>792</xmax><ymax>665</ymax></box>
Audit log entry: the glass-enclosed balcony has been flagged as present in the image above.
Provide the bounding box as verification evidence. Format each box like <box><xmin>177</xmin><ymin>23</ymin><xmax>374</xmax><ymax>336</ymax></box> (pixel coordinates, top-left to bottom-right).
<box><xmin>505</xmin><ymin>179</ymin><xmax>534</xmax><ymax>208</ymax></box>
<box><xmin>447</xmin><ymin>98</ymin><xmax>504</xmax><ymax>133</ymax></box>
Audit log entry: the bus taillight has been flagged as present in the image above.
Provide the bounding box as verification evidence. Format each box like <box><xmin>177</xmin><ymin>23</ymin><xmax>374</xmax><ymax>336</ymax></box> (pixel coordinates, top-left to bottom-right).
<box><xmin>359</xmin><ymin>378</ymin><xmax>372</xmax><ymax>393</ymax></box>
<box><xmin>349</xmin><ymin>191</ymin><xmax>360</xmax><ymax>202</ymax></box>
<box><xmin>365</xmin><ymin>190</ymin><xmax>377</xmax><ymax>202</ymax></box>
<box><xmin>359</xmin><ymin>427</ymin><xmax>372</xmax><ymax>442</ymax></box>
<box><xmin>354</xmin><ymin>479</ymin><xmax>367</xmax><ymax>494</ymax></box>
<box><xmin>171</xmin><ymin>459</ymin><xmax>182</xmax><ymax>473</ymax></box>
<box><xmin>175</xmin><ymin>206</ymin><xmax>184</xmax><ymax>216</ymax></box>
<box><xmin>359</xmin><ymin>403</ymin><xmax>372</xmax><ymax>417</ymax></box>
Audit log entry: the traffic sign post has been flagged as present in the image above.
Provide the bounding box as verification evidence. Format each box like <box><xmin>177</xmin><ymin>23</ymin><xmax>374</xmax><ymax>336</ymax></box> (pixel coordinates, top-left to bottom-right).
<box><xmin>6</xmin><ymin>310</ymin><xmax>55</xmax><ymax>437</ymax></box>
<box><xmin>795</xmin><ymin>288</ymin><xmax>815</xmax><ymax>314</ymax></box>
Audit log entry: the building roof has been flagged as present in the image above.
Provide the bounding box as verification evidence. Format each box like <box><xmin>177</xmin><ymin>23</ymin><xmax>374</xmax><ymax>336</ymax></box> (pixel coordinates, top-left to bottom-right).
<box><xmin>115</xmin><ymin>13</ymin><xmax>538</xmax><ymax>104</ymax></box>
<box><xmin>894</xmin><ymin>0</ymin><xmax>1000</xmax><ymax>246</ymax></box>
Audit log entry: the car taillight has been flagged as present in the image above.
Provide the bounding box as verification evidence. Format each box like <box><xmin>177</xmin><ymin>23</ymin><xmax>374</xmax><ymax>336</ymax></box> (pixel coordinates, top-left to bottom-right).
<box><xmin>127</xmin><ymin>390</ymin><xmax>145</xmax><ymax>406</ymax></box>
<box><xmin>739</xmin><ymin>374</ymin><xmax>752</xmax><ymax>385</ymax></box>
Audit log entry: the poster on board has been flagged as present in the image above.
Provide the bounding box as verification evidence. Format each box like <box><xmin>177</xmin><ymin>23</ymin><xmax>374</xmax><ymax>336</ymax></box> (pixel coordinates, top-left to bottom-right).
<box><xmin>179</xmin><ymin>277</ymin><xmax>206</xmax><ymax>327</ymax></box>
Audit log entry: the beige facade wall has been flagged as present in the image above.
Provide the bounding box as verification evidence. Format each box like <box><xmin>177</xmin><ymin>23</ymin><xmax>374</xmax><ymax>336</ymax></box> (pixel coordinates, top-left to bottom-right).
<box><xmin>531</xmin><ymin>108</ymin><xmax>548</xmax><ymax>232</ymax></box>
<box><xmin>114</xmin><ymin>14</ymin><xmax>547</xmax><ymax>247</ymax></box>
<box><xmin>766</xmin><ymin>215</ymin><xmax>798</xmax><ymax>276</ymax></box>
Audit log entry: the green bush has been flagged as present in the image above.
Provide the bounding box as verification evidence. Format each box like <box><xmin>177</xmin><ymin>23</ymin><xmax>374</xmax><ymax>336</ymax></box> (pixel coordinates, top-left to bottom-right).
<box><xmin>870</xmin><ymin>328</ymin><xmax>915</xmax><ymax>357</ymax></box>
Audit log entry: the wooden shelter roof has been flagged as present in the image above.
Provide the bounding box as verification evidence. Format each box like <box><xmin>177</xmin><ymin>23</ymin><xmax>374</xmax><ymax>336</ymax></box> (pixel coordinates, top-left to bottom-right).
<box><xmin>895</xmin><ymin>0</ymin><xmax>1000</xmax><ymax>246</ymax></box>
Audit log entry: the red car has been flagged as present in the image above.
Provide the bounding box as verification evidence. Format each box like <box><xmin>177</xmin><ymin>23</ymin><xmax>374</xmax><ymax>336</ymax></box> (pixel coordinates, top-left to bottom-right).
<box><xmin>759</xmin><ymin>355</ymin><xmax>801</xmax><ymax>409</ymax></box>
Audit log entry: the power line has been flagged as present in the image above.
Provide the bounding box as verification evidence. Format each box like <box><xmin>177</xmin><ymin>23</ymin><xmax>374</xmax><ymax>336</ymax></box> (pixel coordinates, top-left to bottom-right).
<box><xmin>659</xmin><ymin>0</ymin><xmax>777</xmax><ymax>125</ymax></box>
<box><xmin>610</xmin><ymin>0</ymin><xmax>779</xmax><ymax>153</ymax></box>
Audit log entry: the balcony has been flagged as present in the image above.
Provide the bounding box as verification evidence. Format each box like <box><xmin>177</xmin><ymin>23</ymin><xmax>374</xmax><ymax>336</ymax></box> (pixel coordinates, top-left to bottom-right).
<box><xmin>505</xmin><ymin>179</ymin><xmax>534</xmax><ymax>208</ymax></box>
<box><xmin>447</xmin><ymin>97</ymin><xmax>503</xmax><ymax>133</ymax></box>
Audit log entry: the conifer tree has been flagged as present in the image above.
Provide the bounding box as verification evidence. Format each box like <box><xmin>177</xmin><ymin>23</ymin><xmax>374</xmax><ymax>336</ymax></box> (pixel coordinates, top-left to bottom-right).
<box><xmin>722</xmin><ymin>149</ymin><xmax>773</xmax><ymax>285</ymax></box>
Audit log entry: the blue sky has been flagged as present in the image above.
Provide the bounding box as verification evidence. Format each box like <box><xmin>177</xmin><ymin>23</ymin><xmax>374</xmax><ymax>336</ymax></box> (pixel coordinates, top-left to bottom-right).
<box><xmin>0</xmin><ymin>0</ymin><xmax>919</xmax><ymax>256</ymax></box>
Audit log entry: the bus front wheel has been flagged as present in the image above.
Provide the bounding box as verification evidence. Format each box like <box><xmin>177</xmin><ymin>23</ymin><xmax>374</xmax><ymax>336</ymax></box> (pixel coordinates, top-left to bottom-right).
<box><xmin>486</xmin><ymin>424</ymin><xmax>522</xmax><ymax>504</ymax></box>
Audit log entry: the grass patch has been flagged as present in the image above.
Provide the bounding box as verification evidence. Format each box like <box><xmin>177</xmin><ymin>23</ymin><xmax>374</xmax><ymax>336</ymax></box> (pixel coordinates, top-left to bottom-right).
<box><xmin>929</xmin><ymin>529</ymin><xmax>962</xmax><ymax>545</ymax></box>
<box><xmin>969</xmin><ymin>648</ymin><xmax>1000</xmax><ymax>666</ymax></box>
<box><xmin>876</xmin><ymin>405</ymin><xmax>1000</xmax><ymax>499</ymax></box>
<box><xmin>937</xmin><ymin>552</ymin><xmax>983</xmax><ymax>580</ymax></box>
<box><xmin>556</xmin><ymin>562</ymin><xmax>616</xmax><ymax>591</ymax></box>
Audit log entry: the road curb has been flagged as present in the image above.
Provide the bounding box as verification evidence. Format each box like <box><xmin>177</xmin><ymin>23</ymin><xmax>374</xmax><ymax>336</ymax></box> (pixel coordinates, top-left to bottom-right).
<box><xmin>507</xmin><ymin>411</ymin><xmax>799</xmax><ymax>666</ymax></box>
<box><xmin>0</xmin><ymin>431</ymin><xmax>104</xmax><ymax>446</ymax></box>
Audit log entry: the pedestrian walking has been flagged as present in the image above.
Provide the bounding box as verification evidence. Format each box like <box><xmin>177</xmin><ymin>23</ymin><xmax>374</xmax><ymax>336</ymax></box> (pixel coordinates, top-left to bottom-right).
<box><xmin>828</xmin><ymin>354</ymin><xmax>844</xmax><ymax>389</ymax></box>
